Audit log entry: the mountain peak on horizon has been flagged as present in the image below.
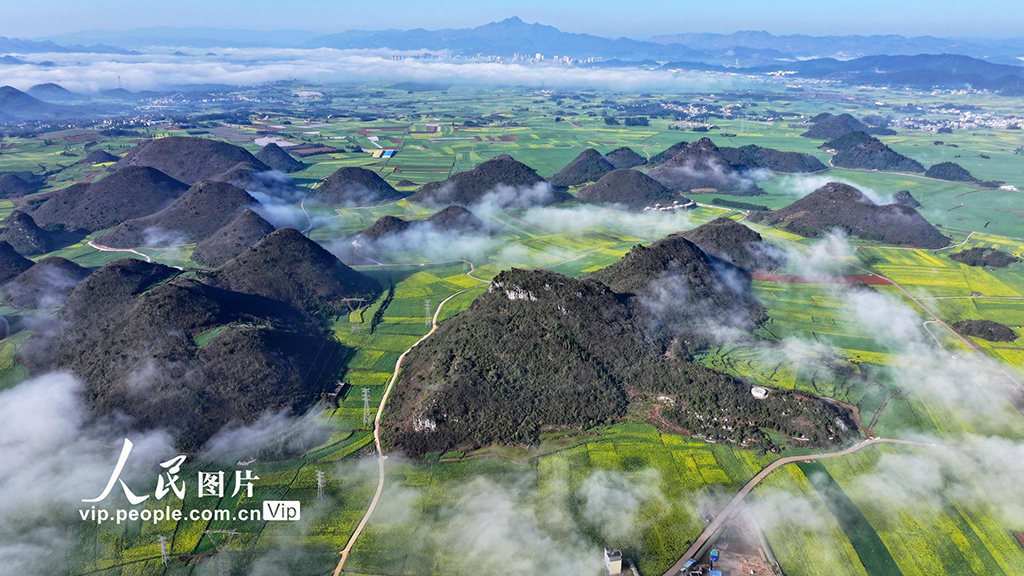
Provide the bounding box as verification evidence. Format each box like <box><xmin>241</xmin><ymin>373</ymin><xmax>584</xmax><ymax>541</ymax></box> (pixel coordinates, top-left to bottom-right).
<box><xmin>483</xmin><ymin>16</ymin><xmax>550</xmax><ymax>29</ymax></box>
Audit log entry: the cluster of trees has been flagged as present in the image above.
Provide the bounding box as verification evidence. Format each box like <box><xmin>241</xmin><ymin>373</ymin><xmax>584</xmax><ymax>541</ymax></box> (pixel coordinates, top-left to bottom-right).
<box><xmin>711</xmin><ymin>198</ymin><xmax>769</xmax><ymax>211</ymax></box>
<box><xmin>952</xmin><ymin>319</ymin><xmax>1018</xmax><ymax>342</ymax></box>
<box><xmin>950</xmin><ymin>247</ymin><xmax>1019</xmax><ymax>268</ymax></box>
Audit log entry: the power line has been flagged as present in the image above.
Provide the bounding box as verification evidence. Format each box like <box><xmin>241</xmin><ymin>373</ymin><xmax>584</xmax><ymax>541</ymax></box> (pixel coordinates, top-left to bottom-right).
<box><xmin>158</xmin><ymin>535</ymin><xmax>169</xmax><ymax>566</ymax></box>
<box><xmin>203</xmin><ymin>530</ymin><xmax>240</xmax><ymax>576</ymax></box>
<box><xmin>362</xmin><ymin>388</ymin><xmax>372</xmax><ymax>428</ymax></box>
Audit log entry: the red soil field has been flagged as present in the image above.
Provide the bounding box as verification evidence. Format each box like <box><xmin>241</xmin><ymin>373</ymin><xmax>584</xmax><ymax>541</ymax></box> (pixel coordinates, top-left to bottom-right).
<box><xmin>354</xmin><ymin>127</ymin><xmax>407</xmax><ymax>135</ymax></box>
<box><xmin>292</xmin><ymin>146</ymin><xmax>340</xmax><ymax>156</ymax></box>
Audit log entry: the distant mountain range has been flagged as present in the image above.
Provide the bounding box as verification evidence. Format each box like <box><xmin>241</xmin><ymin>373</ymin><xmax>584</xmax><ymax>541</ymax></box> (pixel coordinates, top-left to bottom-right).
<box><xmin>1</xmin><ymin>18</ymin><xmax>1023</xmax><ymax>99</ymax></box>
<box><xmin>650</xmin><ymin>31</ymin><xmax>1024</xmax><ymax>63</ymax></box>
<box><xmin>0</xmin><ymin>36</ymin><xmax>136</xmax><ymax>55</ymax></box>
<box><xmin>305</xmin><ymin>17</ymin><xmax>708</xmax><ymax>61</ymax></box>
<box><xmin>657</xmin><ymin>54</ymin><xmax>1024</xmax><ymax>93</ymax></box>
<box><xmin>21</xmin><ymin>17</ymin><xmax>1024</xmax><ymax>66</ymax></box>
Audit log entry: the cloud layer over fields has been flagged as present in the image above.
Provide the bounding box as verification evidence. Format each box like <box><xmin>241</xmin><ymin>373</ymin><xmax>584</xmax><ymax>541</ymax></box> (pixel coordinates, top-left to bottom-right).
<box><xmin>0</xmin><ymin>48</ymin><xmax>739</xmax><ymax>93</ymax></box>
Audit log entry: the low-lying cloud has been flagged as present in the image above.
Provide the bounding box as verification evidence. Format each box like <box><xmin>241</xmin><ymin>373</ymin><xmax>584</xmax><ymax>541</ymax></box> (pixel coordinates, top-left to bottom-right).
<box><xmin>519</xmin><ymin>203</ymin><xmax>695</xmax><ymax>237</ymax></box>
<box><xmin>774</xmin><ymin>173</ymin><xmax>890</xmax><ymax>205</ymax></box>
<box><xmin>0</xmin><ymin>47</ymin><xmax>740</xmax><ymax>93</ymax></box>
<box><xmin>0</xmin><ymin>373</ymin><xmax>175</xmax><ymax>575</ymax></box>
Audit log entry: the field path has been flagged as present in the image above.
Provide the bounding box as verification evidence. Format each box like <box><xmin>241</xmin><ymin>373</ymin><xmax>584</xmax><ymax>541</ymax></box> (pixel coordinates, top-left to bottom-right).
<box><xmin>300</xmin><ymin>191</ymin><xmax>313</xmax><ymax>233</ymax></box>
<box><xmin>353</xmin><ymin>256</ymin><xmax>488</xmax><ymax>283</ymax></box>
<box><xmin>660</xmin><ymin>437</ymin><xmax>936</xmax><ymax>575</ymax></box>
<box><xmin>847</xmin><ymin>259</ymin><xmax>980</xmax><ymax>352</ymax></box>
<box><xmin>299</xmin><ymin>177</ymin><xmax>329</xmax><ymax>234</ymax></box>
<box><xmin>87</xmin><ymin>240</ymin><xmax>151</xmax><ymax>263</ymax></box>
<box><xmin>333</xmin><ymin>270</ymin><xmax>485</xmax><ymax>575</ymax></box>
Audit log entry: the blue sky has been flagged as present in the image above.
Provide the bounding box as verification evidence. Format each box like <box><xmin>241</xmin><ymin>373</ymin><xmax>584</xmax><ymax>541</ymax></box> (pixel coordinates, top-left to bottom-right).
<box><xmin>2</xmin><ymin>0</ymin><xmax>1022</xmax><ymax>39</ymax></box>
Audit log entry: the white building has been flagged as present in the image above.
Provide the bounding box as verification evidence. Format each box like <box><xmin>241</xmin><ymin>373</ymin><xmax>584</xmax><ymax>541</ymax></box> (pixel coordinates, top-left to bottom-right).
<box><xmin>604</xmin><ymin>547</ymin><xmax>623</xmax><ymax>575</ymax></box>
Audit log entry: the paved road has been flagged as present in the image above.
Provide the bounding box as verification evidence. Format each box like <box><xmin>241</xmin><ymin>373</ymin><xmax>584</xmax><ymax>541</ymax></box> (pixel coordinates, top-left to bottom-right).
<box><xmin>332</xmin><ymin>281</ymin><xmax>481</xmax><ymax>575</ymax></box>
<box><xmin>87</xmin><ymin>240</ymin><xmax>151</xmax><ymax>263</ymax></box>
<box><xmin>660</xmin><ymin>437</ymin><xmax>934</xmax><ymax>576</ymax></box>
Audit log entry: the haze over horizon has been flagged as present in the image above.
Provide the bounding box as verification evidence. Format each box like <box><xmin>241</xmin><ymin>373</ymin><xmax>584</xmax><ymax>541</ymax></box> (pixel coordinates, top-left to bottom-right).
<box><xmin>3</xmin><ymin>0</ymin><xmax>1024</xmax><ymax>40</ymax></box>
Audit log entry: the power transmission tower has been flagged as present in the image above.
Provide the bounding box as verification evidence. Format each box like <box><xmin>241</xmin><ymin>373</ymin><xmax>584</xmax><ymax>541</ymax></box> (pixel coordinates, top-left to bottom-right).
<box><xmin>316</xmin><ymin>470</ymin><xmax>325</xmax><ymax>500</ymax></box>
<box><xmin>424</xmin><ymin>298</ymin><xmax>431</xmax><ymax>328</ymax></box>
<box><xmin>203</xmin><ymin>530</ymin><xmax>240</xmax><ymax>576</ymax></box>
<box><xmin>158</xmin><ymin>535</ymin><xmax>169</xmax><ymax>566</ymax></box>
<box><xmin>362</xmin><ymin>388</ymin><xmax>372</xmax><ymax>427</ymax></box>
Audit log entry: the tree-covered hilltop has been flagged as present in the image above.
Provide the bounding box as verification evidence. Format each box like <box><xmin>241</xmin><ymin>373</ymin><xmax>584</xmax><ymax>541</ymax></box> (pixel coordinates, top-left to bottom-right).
<box><xmin>748</xmin><ymin>182</ymin><xmax>948</xmax><ymax>248</ymax></box>
<box><xmin>648</xmin><ymin>138</ymin><xmax>767</xmax><ymax>196</ymax></box>
<box><xmin>410</xmin><ymin>157</ymin><xmax>572</xmax><ymax>207</ymax></box>
<box><xmin>115</xmin><ymin>136</ymin><xmax>270</xmax><ymax>185</ymax></box>
<box><xmin>550</xmin><ymin>148</ymin><xmax>615</xmax><ymax>186</ymax></box>
<box><xmin>384</xmin><ymin>251</ymin><xmax>855</xmax><ymax>457</ymax></box>
<box><xmin>19</xmin><ymin>229</ymin><xmax>381</xmax><ymax>450</ymax></box>
<box><xmin>681</xmin><ymin>217</ymin><xmax>786</xmax><ymax>271</ymax></box>
<box><xmin>311</xmin><ymin>166</ymin><xmax>403</xmax><ymax>205</ymax></box>
<box><xmin>577</xmin><ymin>169</ymin><xmax>684</xmax><ymax>210</ymax></box>
<box><xmin>30</xmin><ymin>166</ymin><xmax>188</xmax><ymax>233</ymax></box>
<box><xmin>98</xmin><ymin>180</ymin><xmax>258</xmax><ymax>248</ymax></box>
<box><xmin>834</xmin><ymin>136</ymin><xmax>924</xmax><ymax>172</ymax></box>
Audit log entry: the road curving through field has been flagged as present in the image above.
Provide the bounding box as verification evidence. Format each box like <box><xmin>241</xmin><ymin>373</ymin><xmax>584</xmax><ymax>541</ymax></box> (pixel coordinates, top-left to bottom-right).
<box><xmin>333</xmin><ymin>270</ymin><xmax>485</xmax><ymax>574</ymax></box>
<box><xmin>660</xmin><ymin>437</ymin><xmax>938</xmax><ymax>576</ymax></box>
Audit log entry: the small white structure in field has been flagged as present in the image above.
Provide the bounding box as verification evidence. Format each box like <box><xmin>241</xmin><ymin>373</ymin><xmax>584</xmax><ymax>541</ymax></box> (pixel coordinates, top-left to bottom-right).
<box><xmin>751</xmin><ymin>386</ymin><xmax>769</xmax><ymax>399</ymax></box>
<box><xmin>604</xmin><ymin>547</ymin><xmax>623</xmax><ymax>575</ymax></box>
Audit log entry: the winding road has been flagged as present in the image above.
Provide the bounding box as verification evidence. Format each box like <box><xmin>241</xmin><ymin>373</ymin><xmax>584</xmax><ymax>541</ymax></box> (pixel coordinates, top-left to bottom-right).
<box><xmin>87</xmin><ymin>240</ymin><xmax>152</xmax><ymax>263</ymax></box>
<box><xmin>658</xmin><ymin>241</ymin><xmax>1022</xmax><ymax>574</ymax></box>
<box><xmin>333</xmin><ymin>279</ymin><xmax>483</xmax><ymax>575</ymax></box>
<box><xmin>660</xmin><ymin>437</ymin><xmax>937</xmax><ymax>576</ymax></box>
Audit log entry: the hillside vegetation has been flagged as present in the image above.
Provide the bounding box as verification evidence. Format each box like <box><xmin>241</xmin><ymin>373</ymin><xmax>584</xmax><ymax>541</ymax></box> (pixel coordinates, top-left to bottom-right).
<box><xmin>115</xmin><ymin>136</ymin><xmax>270</xmax><ymax>184</ymax></box>
<box><xmin>549</xmin><ymin>148</ymin><xmax>614</xmax><ymax>186</ymax></box>
<box><xmin>410</xmin><ymin>157</ymin><xmax>572</xmax><ymax>207</ymax></box>
<box><xmin>98</xmin><ymin>180</ymin><xmax>257</xmax><ymax>247</ymax></box>
<box><xmin>21</xmin><ymin>229</ymin><xmax>381</xmax><ymax>449</ymax></box>
<box><xmin>312</xmin><ymin>166</ymin><xmax>403</xmax><ymax>206</ymax></box>
<box><xmin>30</xmin><ymin>166</ymin><xmax>189</xmax><ymax>232</ymax></box>
<box><xmin>577</xmin><ymin>168</ymin><xmax>683</xmax><ymax>210</ymax></box>
<box><xmin>385</xmin><ymin>264</ymin><xmax>854</xmax><ymax>457</ymax></box>
<box><xmin>748</xmin><ymin>182</ymin><xmax>948</xmax><ymax>248</ymax></box>
<box><xmin>648</xmin><ymin>138</ymin><xmax>766</xmax><ymax>196</ymax></box>
<box><xmin>681</xmin><ymin>217</ymin><xmax>786</xmax><ymax>271</ymax></box>
<box><xmin>191</xmin><ymin>209</ymin><xmax>276</xmax><ymax>268</ymax></box>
